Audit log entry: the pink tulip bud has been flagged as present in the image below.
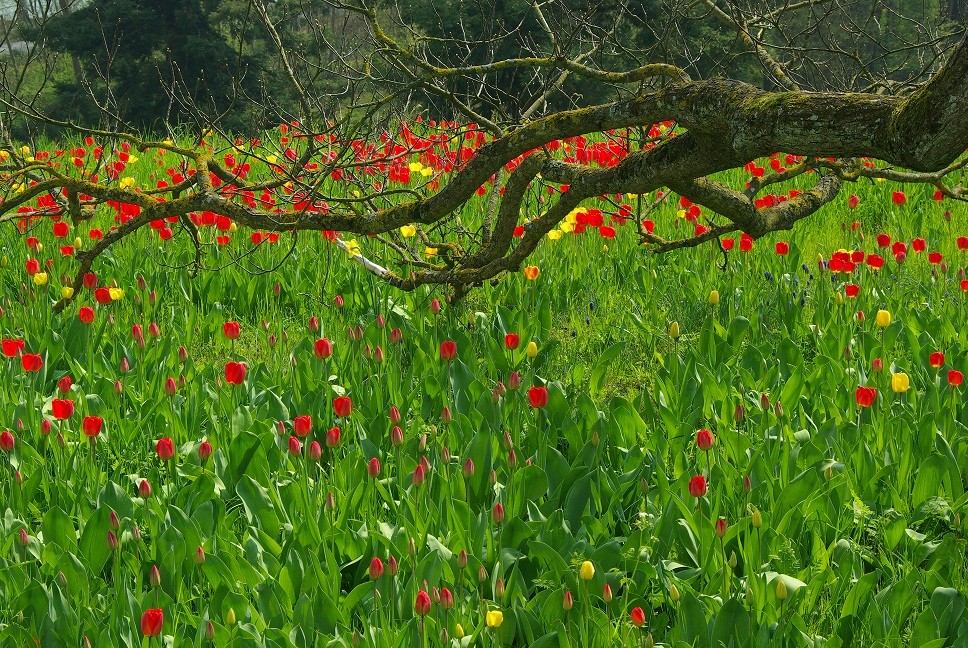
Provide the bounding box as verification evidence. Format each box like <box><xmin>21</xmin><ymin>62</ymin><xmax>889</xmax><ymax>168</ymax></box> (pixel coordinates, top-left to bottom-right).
<box><xmin>391</xmin><ymin>426</ymin><xmax>404</xmax><ymax>446</ymax></box>
<box><xmin>121</xmin><ymin>357</ymin><xmax>130</xmax><ymax>374</ymax></box>
<box><xmin>308</xmin><ymin>316</ymin><xmax>319</xmax><ymax>332</ymax></box>
<box><xmin>463</xmin><ymin>458</ymin><xmax>475</xmax><ymax>478</ymax></box>
<box><xmin>150</xmin><ymin>565</ymin><xmax>161</xmax><ymax>588</ymax></box>
<box><xmin>19</xmin><ymin>528</ymin><xmax>29</xmax><ymax>547</ymax></box>
<box><xmin>508</xmin><ymin>372</ymin><xmax>521</xmax><ymax>391</ymax></box>
<box><xmin>309</xmin><ymin>441</ymin><xmax>322</xmax><ymax>461</ymax></box>
<box><xmin>164</xmin><ymin>377</ymin><xmax>177</xmax><ymax>397</ymax></box>
<box><xmin>139</xmin><ymin>479</ymin><xmax>152</xmax><ymax>498</ymax></box>
<box><xmin>431</xmin><ymin>298</ymin><xmax>441</xmax><ymax>314</ymax></box>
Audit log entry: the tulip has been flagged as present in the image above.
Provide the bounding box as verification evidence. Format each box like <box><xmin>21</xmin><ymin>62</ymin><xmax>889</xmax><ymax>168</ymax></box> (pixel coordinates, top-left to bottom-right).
<box><xmin>580</xmin><ymin>560</ymin><xmax>595</xmax><ymax>581</ymax></box>
<box><xmin>198</xmin><ymin>440</ymin><xmax>212</xmax><ymax>461</ymax></box>
<box><xmin>948</xmin><ymin>370</ymin><xmax>963</xmax><ymax>386</ymax></box>
<box><xmin>508</xmin><ymin>371</ymin><xmax>521</xmax><ymax>390</ymax></box>
<box><xmin>150</xmin><ymin>565</ymin><xmax>161</xmax><ymax>588</ymax></box>
<box><xmin>891</xmin><ymin>372</ymin><xmax>910</xmax><ymax>393</ymax></box>
<box><xmin>528</xmin><ymin>386</ymin><xmax>549</xmax><ymax>408</ymax></box>
<box><xmin>875</xmin><ymin>309</ymin><xmax>891</xmax><ymax>328</ymax></box>
<box><xmin>776</xmin><ymin>579</ymin><xmax>788</xmax><ymax>600</ymax></box>
<box><xmin>367</xmin><ymin>457</ymin><xmax>381</xmax><ymax>477</ymax></box>
<box><xmin>855</xmin><ymin>386</ymin><xmax>877</xmax><ymax>407</ymax></box>
<box><xmin>505</xmin><ymin>333</ymin><xmax>520</xmax><ymax>350</ymax></box>
<box><xmin>293</xmin><ymin>415</ymin><xmax>312</xmax><ymax>437</ymax></box>
<box><xmin>0</xmin><ymin>431</ymin><xmax>14</xmax><ymax>452</ymax></box>
<box><xmin>630</xmin><ymin>606</ymin><xmax>646</xmax><ymax>627</ymax></box>
<box><xmin>141</xmin><ymin>608</ymin><xmax>164</xmax><ymax>637</ymax></box>
<box><xmin>369</xmin><ymin>557</ymin><xmax>384</xmax><ymax>579</ymax></box>
<box><xmin>562</xmin><ymin>590</ymin><xmax>574</xmax><ymax>611</ymax></box>
<box><xmin>51</xmin><ymin>398</ymin><xmax>75</xmax><ymax>420</ymax></box>
<box><xmin>440</xmin><ymin>587</ymin><xmax>454</xmax><ymax>609</ymax></box>
<box><xmin>930</xmin><ymin>352</ymin><xmax>945</xmax><ymax>368</ymax></box>
<box><xmin>195</xmin><ymin>546</ymin><xmax>206</xmax><ymax>565</ymax></box>
<box><xmin>288</xmin><ymin>436</ymin><xmax>302</xmax><ymax>456</ymax></box>
<box><xmin>333</xmin><ymin>396</ymin><xmax>352</xmax><ymax>418</ymax></box>
<box><xmin>708</xmin><ymin>290</ymin><xmax>719</xmax><ymax>305</ymax></box>
<box><xmin>668</xmin><ymin>321</ymin><xmax>680</xmax><ymax>340</ymax></box>
<box><xmin>82</xmin><ymin>416</ymin><xmax>103</xmax><ymax>437</ymax></box>
<box><xmin>752</xmin><ymin>509</ymin><xmax>762</xmax><ymax>528</ymax></box>
<box><xmin>314</xmin><ymin>338</ymin><xmax>333</xmax><ymax>359</ymax></box>
<box><xmin>486</xmin><ymin>609</ymin><xmax>504</xmax><ymax>628</ymax></box>
<box><xmin>715</xmin><ymin>517</ymin><xmax>727</xmax><ymax>538</ymax></box>
<box><xmin>415</xmin><ymin>590</ymin><xmax>432</xmax><ymax>616</ymax></box>
<box><xmin>139</xmin><ymin>479</ymin><xmax>152</xmax><ymax>498</ymax></box>
<box><xmin>439</xmin><ymin>340</ymin><xmax>457</xmax><ymax>361</ymax></box>
<box><xmin>525</xmin><ymin>341</ymin><xmax>538</xmax><ymax>358</ymax></box>
<box><xmin>696</xmin><ymin>428</ymin><xmax>714</xmax><ymax>451</ymax></box>
<box><xmin>156</xmin><ymin>437</ymin><xmax>174</xmax><ymax>460</ymax></box>
<box><xmin>688</xmin><ymin>475</ymin><xmax>707</xmax><ymax>497</ymax></box>
<box><xmin>224</xmin><ymin>361</ymin><xmax>246</xmax><ymax>385</ymax></box>
<box><xmin>223</xmin><ymin>321</ymin><xmax>241</xmax><ymax>339</ymax></box>
<box><xmin>309</xmin><ymin>441</ymin><xmax>322</xmax><ymax>461</ymax></box>
<box><xmin>603</xmin><ymin>584</ymin><xmax>613</xmax><ymax>603</ymax></box>
<box><xmin>492</xmin><ymin>502</ymin><xmax>505</xmax><ymax>523</ymax></box>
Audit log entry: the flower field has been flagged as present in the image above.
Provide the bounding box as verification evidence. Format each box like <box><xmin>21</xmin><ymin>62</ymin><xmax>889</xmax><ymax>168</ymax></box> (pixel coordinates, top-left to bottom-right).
<box><xmin>1</xmin><ymin>124</ymin><xmax>967</xmax><ymax>647</ymax></box>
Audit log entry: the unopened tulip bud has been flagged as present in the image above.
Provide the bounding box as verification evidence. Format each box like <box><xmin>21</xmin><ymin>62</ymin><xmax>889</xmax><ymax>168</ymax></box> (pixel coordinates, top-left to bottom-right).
<box><xmin>495</xmin><ymin>578</ymin><xmax>505</xmax><ymax>598</ymax></box>
<box><xmin>563</xmin><ymin>590</ymin><xmax>574</xmax><ymax>610</ymax></box>
<box><xmin>326</xmin><ymin>491</ymin><xmax>336</xmax><ymax>511</ymax></box>
<box><xmin>150</xmin><ymin>564</ymin><xmax>161</xmax><ymax>588</ymax></box>
<box><xmin>776</xmin><ymin>580</ymin><xmax>788</xmax><ymax>600</ymax></box>
<box><xmin>114</xmin><ymin>380</ymin><xmax>123</xmax><ymax>394</ymax></box>
<box><xmin>309</xmin><ymin>441</ymin><xmax>322</xmax><ymax>461</ymax></box>
<box><xmin>388</xmin><ymin>555</ymin><xmax>399</xmax><ymax>576</ymax></box>
<box><xmin>734</xmin><ymin>403</ymin><xmax>745</xmax><ymax>423</ymax></box>
<box><xmin>492</xmin><ymin>502</ymin><xmax>505</xmax><ymax>523</ymax></box>
<box><xmin>508</xmin><ymin>449</ymin><xmax>517</xmax><ymax>468</ymax></box>
<box><xmin>419</xmin><ymin>433</ymin><xmax>428</xmax><ymax>452</ymax></box>
<box><xmin>121</xmin><ymin>357</ymin><xmax>130</xmax><ymax>373</ymax></box>
<box><xmin>441</xmin><ymin>446</ymin><xmax>450</xmax><ymax>463</ymax></box>
<box><xmin>603</xmin><ymin>584</ymin><xmax>613</xmax><ymax>603</ymax></box>
<box><xmin>164</xmin><ymin>377</ymin><xmax>177</xmax><ymax>396</ymax></box>
<box><xmin>41</xmin><ymin>419</ymin><xmax>52</xmax><ymax>436</ymax></box>
<box><xmin>308</xmin><ymin>316</ymin><xmax>319</xmax><ymax>332</ymax></box>
<box><xmin>107</xmin><ymin>530</ymin><xmax>118</xmax><ymax>551</ymax></box>
<box><xmin>390</xmin><ymin>327</ymin><xmax>403</xmax><ymax>343</ymax></box>
<box><xmin>441</xmin><ymin>406</ymin><xmax>451</xmax><ymax>424</ymax></box>
<box><xmin>19</xmin><ymin>528</ymin><xmax>29</xmax><ymax>546</ymax></box>
<box><xmin>872</xmin><ymin>358</ymin><xmax>883</xmax><ymax>372</ymax></box>
<box><xmin>743</xmin><ymin>474</ymin><xmax>752</xmax><ymax>493</ymax></box>
<box><xmin>132</xmin><ymin>526</ymin><xmax>141</xmax><ymax>542</ymax></box>
<box><xmin>729</xmin><ymin>551</ymin><xmax>737</xmax><ymax>569</ymax></box>
<box><xmin>109</xmin><ymin>510</ymin><xmax>119</xmax><ymax>530</ymax></box>
<box><xmin>490</xmin><ymin>468</ymin><xmax>497</xmax><ymax>485</ymax></box>
<box><xmin>139</xmin><ymin>479</ymin><xmax>151</xmax><ymax>498</ymax></box>
<box><xmin>825</xmin><ymin>465</ymin><xmax>834</xmax><ymax>480</ymax></box>
<box><xmin>479</xmin><ymin>565</ymin><xmax>488</xmax><ymax>582</ymax></box>
<box><xmin>149</xmin><ymin>290</ymin><xmax>157</xmax><ymax>306</ymax></box>
<box><xmin>760</xmin><ymin>393</ymin><xmax>769</xmax><ymax>410</ymax></box>
<box><xmin>206</xmin><ymin>621</ymin><xmax>215</xmax><ymax>641</ymax></box>
<box><xmin>226</xmin><ymin>608</ymin><xmax>236</xmax><ymax>626</ymax></box>
<box><xmin>773</xmin><ymin>401</ymin><xmax>783</xmax><ymax>418</ymax></box>
<box><xmin>508</xmin><ymin>371</ymin><xmax>521</xmax><ymax>390</ymax></box>
<box><xmin>752</xmin><ymin>509</ymin><xmax>762</xmax><ymax>528</ymax></box>
<box><xmin>502</xmin><ymin>431</ymin><xmax>513</xmax><ymax>451</ymax></box>
<box><xmin>670</xmin><ymin>583</ymin><xmax>680</xmax><ymax>602</ymax></box>
<box><xmin>641</xmin><ymin>477</ymin><xmax>649</xmax><ymax>495</ymax></box>
<box><xmin>431</xmin><ymin>298</ymin><xmax>441</xmax><ymax>314</ymax></box>
<box><xmin>458</xmin><ymin>549</ymin><xmax>468</xmax><ymax>569</ymax></box>
<box><xmin>15</xmin><ymin>470</ymin><xmax>22</xmax><ymax>485</ymax></box>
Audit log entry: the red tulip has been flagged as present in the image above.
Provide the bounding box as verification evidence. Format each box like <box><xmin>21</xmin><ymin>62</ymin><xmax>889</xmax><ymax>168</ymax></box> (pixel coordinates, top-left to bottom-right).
<box><xmin>528</xmin><ymin>386</ymin><xmax>548</xmax><ymax>408</ymax></box>
<box><xmin>845</xmin><ymin>284</ymin><xmax>859</xmax><ymax>298</ymax></box>
<box><xmin>58</xmin><ymin>375</ymin><xmax>73</xmax><ymax>394</ymax></box>
<box><xmin>25</xmin><ymin>258</ymin><xmax>40</xmax><ymax>275</ymax></box>
<box><xmin>223</xmin><ymin>321</ymin><xmax>241</xmax><ymax>339</ymax></box>
<box><xmin>288</xmin><ymin>436</ymin><xmax>302</xmax><ymax>456</ymax></box>
<box><xmin>876</xmin><ymin>233</ymin><xmax>890</xmax><ymax>247</ymax></box>
<box><xmin>412</xmin><ymin>463</ymin><xmax>426</xmax><ymax>486</ymax></box>
<box><xmin>156</xmin><ymin>437</ymin><xmax>174</xmax><ymax>460</ymax></box>
<box><xmin>21</xmin><ymin>353</ymin><xmax>43</xmax><ymax>372</ymax></box>
<box><xmin>51</xmin><ymin>398</ymin><xmax>74</xmax><ymax>420</ymax></box>
<box><xmin>415</xmin><ymin>590</ymin><xmax>432</xmax><ymax>616</ymax></box>
<box><xmin>369</xmin><ymin>557</ymin><xmax>384</xmax><ymax>579</ymax></box>
<box><xmin>930</xmin><ymin>352</ymin><xmax>945</xmax><ymax>368</ymax></box>
<box><xmin>912</xmin><ymin>238</ymin><xmax>927</xmax><ymax>252</ymax></box>
<box><xmin>83</xmin><ymin>273</ymin><xmax>98</xmax><ymax>289</ymax></box>
<box><xmin>715</xmin><ymin>517</ymin><xmax>727</xmax><ymax>538</ymax></box>
<box><xmin>775</xmin><ymin>241</ymin><xmax>789</xmax><ymax>255</ymax></box>
<box><xmin>141</xmin><ymin>608</ymin><xmax>164</xmax><ymax>637</ymax></box>
<box><xmin>77</xmin><ymin>306</ymin><xmax>95</xmax><ymax>324</ymax></box>
<box><xmin>2</xmin><ymin>338</ymin><xmax>25</xmax><ymax>358</ymax></box>
<box><xmin>439</xmin><ymin>340</ymin><xmax>457</xmax><ymax>361</ymax></box>
<box><xmin>333</xmin><ymin>396</ymin><xmax>352</xmax><ymax>418</ymax></box>
<box><xmin>293</xmin><ymin>415</ymin><xmax>312</xmax><ymax>437</ymax></box>
<box><xmin>739</xmin><ymin>232</ymin><xmax>754</xmax><ymax>252</ymax></box>
<box><xmin>314</xmin><ymin>338</ymin><xmax>332</xmax><ymax>359</ymax></box>
<box><xmin>504</xmin><ymin>333</ymin><xmax>520</xmax><ymax>350</ymax></box>
<box><xmin>224</xmin><ymin>361</ymin><xmax>247</xmax><ymax>385</ymax></box>
<box><xmin>323</xmin><ymin>426</ymin><xmax>339</xmax><ymax>448</ymax></box>
<box><xmin>855</xmin><ymin>386</ymin><xmax>876</xmax><ymax>408</ymax></box>
<box><xmin>696</xmin><ymin>428</ymin><xmax>714</xmax><ymax>451</ymax></box>
<box><xmin>848</xmin><ymin>195</ymin><xmax>859</xmax><ymax>209</ymax></box>
<box><xmin>367</xmin><ymin>457</ymin><xmax>381</xmax><ymax>477</ymax></box>
<box><xmin>95</xmin><ymin>287</ymin><xmax>112</xmax><ymax>304</ymax></box>
<box><xmin>492</xmin><ymin>502</ymin><xmax>505</xmax><ymax>523</ymax></box>
<box><xmin>199</xmin><ymin>440</ymin><xmax>213</xmax><ymax>461</ymax></box>
<box><xmin>891</xmin><ymin>191</ymin><xmax>906</xmax><ymax>206</ymax></box>
<box><xmin>82</xmin><ymin>416</ymin><xmax>103</xmax><ymax>437</ymax></box>
<box><xmin>958</xmin><ymin>237</ymin><xmax>968</xmax><ymax>251</ymax></box>
<box><xmin>0</xmin><ymin>431</ymin><xmax>14</xmax><ymax>452</ymax></box>
<box><xmin>139</xmin><ymin>479</ymin><xmax>152</xmax><ymax>498</ymax></box>
<box><xmin>309</xmin><ymin>440</ymin><xmax>322</xmax><ymax>461</ymax></box>
<box><xmin>928</xmin><ymin>251</ymin><xmax>943</xmax><ymax>265</ymax></box>
<box><xmin>164</xmin><ymin>377</ymin><xmax>177</xmax><ymax>396</ymax></box>
<box><xmin>563</xmin><ymin>590</ymin><xmax>574</xmax><ymax>610</ymax></box>
<box><xmin>688</xmin><ymin>475</ymin><xmax>707</xmax><ymax>497</ymax></box>
<box><xmin>630</xmin><ymin>606</ymin><xmax>646</xmax><ymax>627</ymax></box>
<box><xmin>947</xmin><ymin>369</ymin><xmax>963</xmax><ymax>386</ymax></box>
<box><xmin>389</xmin><ymin>405</ymin><xmax>401</xmax><ymax>424</ymax></box>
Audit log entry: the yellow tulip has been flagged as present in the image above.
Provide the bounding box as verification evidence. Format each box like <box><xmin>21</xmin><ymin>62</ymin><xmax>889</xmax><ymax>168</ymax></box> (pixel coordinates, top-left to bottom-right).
<box><xmin>486</xmin><ymin>610</ymin><xmax>503</xmax><ymax>629</ymax></box>
<box><xmin>408</xmin><ymin>161</ymin><xmax>423</xmax><ymax>172</ymax></box>
<box><xmin>454</xmin><ymin>624</ymin><xmax>465</xmax><ymax>639</ymax></box>
<box><xmin>670</xmin><ymin>583</ymin><xmax>680</xmax><ymax>602</ymax></box>
<box><xmin>345</xmin><ymin>240</ymin><xmax>362</xmax><ymax>258</ymax></box>
<box><xmin>526</xmin><ymin>341</ymin><xmax>538</xmax><ymax>358</ymax></box>
<box><xmin>424</xmin><ymin>247</ymin><xmax>438</xmax><ymax>258</ymax></box>
<box><xmin>602</xmin><ymin>245</ymin><xmax>608</xmax><ymax>253</ymax></box>
<box><xmin>73</xmin><ymin>237</ymin><xmax>82</xmax><ymax>248</ymax></box>
<box><xmin>669</xmin><ymin>321</ymin><xmax>680</xmax><ymax>340</ymax></box>
<box><xmin>229</xmin><ymin>222</ymin><xmax>238</xmax><ymax>233</ymax></box>
<box><xmin>835</xmin><ymin>292</ymin><xmax>844</xmax><ymax>305</ymax></box>
<box><xmin>33</xmin><ymin>272</ymin><xmax>49</xmax><ymax>286</ymax></box>
<box><xmin>776</xmin><ymin>580</ymin><xmax>788</xmax><ymax>601</ymax></box>
<box><xmin>709</xmin><ymin>290</ymin><xmax>719</xmax><ymax>305</ymax></box>
<box><xmin>109</xmin><ymin>287</ymin><xmax>124</xmax><ymax>301</ymax></box>
<box><xmin>547</xmin><ymin>229</ymin><xmax>562</xmax><ymax>240</ymax></box>
<box><xmin>1</xmin><ymin>255</ymin><xmax>7</xmax><ymax>267</ymax></box>
<box><xmin>561</xmin><ymin>221</ymin><xmax>575</xmax><ymax>233</ymax></box>
<box><xmin>891</xmin><ymin>372</ymin><xmax>910</xmax><ymax>393</ymax></box>
<box><xmin>119</xmin><ymin>177</ymin><xmax>135</xmax><ymax>189</ymax></box>
<box><xmin>226</xmin><ymin>607</ymin><xmax>236</xmax><ymax>626</ymax></box>
<box><xmin>752</xmin><ymin>509</ymin><xmax>762</xmax><ymax>528</ymax></box>
<box><xmin>400</xmin><ymin>225</ymin><xmax>416</xmax><ymax>238</ymax></box>
<box><xmin>420</xmin><ymin>167</ymin><xmax>433</xmax><ymax>177</ymax></box>
<box><xmin>876</xmin><ymin>310</ymin><xmax>891</xmax><ymax>328</ymax></box>
<box><xmin>61</xmin><ymin>286</ymin><xmax>74</xmax><ymax>299</ymax></box>
<box><xmin>580</xmin><ymin>560</ymin><xmax>595</xmax><ymax>581</ymax></box>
